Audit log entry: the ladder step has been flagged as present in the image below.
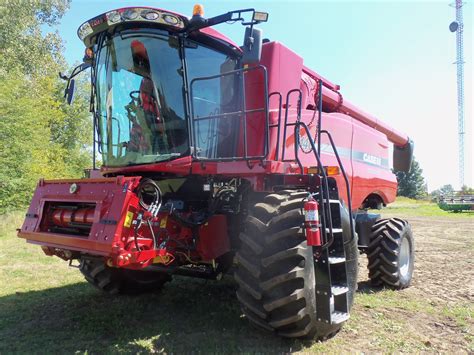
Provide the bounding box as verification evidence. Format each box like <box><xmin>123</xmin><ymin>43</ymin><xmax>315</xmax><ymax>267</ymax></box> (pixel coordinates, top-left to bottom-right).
<box><xmin>331</xmin><ymin>311</ymin><xmax>349</xmax><ymax>324</ymax></box>
<box><xmin>328</xmin><ymin>255</ymin><xmax>346</xmax><ymax>264</ymax></box>
<box><xmin>322</xmin><ymin>199</ymin><xmax>340</xmax><ymax>204</ymax></box>
<box><xmin>331</xmin><ymin>284</ymin><xmax>349</xmax><ymax>296</ymax></box>
<box><xmin>325</xmin><ymin>228</ymin><xmax>342</xmax><ymax>233</ymax></box>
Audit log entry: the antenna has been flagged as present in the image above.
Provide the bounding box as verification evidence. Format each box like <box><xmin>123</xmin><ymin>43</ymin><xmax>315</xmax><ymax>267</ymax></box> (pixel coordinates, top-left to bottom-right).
<box><xmin>449</xmin><ymin>0</ymin><xmax>466</xmax><ymax>188</ymax></box>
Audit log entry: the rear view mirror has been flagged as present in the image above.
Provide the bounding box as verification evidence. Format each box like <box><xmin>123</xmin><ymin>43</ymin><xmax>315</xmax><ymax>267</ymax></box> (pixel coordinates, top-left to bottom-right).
<box><xmin>59</xmin><ymin>62</ymin><xmax>91</xmax><ymax>105</ymax></box>
<box><xmin>241</xmin><ymin>27</ymin><xmax>263</xmax><ymax>65</ymax></box>
<box><xmin>66</xmin><ymin>79</ymin><xmax>76</xmax><ymax>105</ymax></box>
<box><xmin>393</xmin><ymin>139</ymin><xmax>414</xmax><ymax>172</ymax></box>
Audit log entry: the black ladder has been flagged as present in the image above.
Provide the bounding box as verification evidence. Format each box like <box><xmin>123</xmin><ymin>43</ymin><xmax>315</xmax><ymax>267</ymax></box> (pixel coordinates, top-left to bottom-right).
<box><xmin>313</xmin><ymin>198</ymin><xmax>350</xmax><ymax>325</ymax></box>
<box><xmin>271</xmin><ymin>80</ymin><xmax>355</xmax><ymax>326</ymax></box>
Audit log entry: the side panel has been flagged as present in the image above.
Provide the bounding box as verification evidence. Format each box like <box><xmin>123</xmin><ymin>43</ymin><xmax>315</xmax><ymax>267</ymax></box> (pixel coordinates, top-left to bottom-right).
<box><xmin>351</xmin><ymin>120</ymin><xmax>397</xmax><ymax>208</ymax></box>
<box><xmin>282</xmin><ymin>111</ymin><xmax>354</xmax><ymax>206</ymax></box>
<box><xmin>319</xmin><ymin>113</ymin><xmax>354</xmax><ymax>206</ymax></box>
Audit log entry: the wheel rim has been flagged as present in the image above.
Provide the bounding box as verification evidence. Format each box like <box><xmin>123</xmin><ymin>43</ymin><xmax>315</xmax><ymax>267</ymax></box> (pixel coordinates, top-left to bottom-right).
<box><xmin>399</xmin><ymin>237</ymin><xmax>411</xmax><ymax>279</ymax></box>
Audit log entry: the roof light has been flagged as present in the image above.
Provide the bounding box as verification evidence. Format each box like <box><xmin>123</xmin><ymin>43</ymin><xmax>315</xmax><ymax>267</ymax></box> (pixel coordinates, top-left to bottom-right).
<box><xmin>193</xmin><ymin>4</ymin><xmax>204</xmax><ymax>17</ymax></box>
<box><xmin>143</xmin><ymin>10</ymin><xmax>159</xmax><ymax>21</ymax></box>
<box><xmin>123</xmin><ymin>9</ymin><xmax>138</xmax><ymax>20</ymax></box>
<box><xmin>78</xmin><ymin>22</ymin><xmax>93</xmax><ymax>40</ymax></box>
<box><xmin>253</xmin><ymin>11</ymin><xmax>269</xmax><ymax>23</ymax></box>
<box><xmin>163</xmin><ymin>14</ymin><xmax>178</xmax><ymax>25</ymax></box>
<box><xmin>106</xmin><ymin>10</ymin><xmax>121</xmax><ymax>24</ymax></box>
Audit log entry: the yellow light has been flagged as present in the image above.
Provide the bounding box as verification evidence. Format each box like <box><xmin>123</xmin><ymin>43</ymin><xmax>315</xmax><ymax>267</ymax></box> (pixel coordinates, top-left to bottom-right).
<box><xmin>307</xmin><ymin>166</ymin><xmax>340</xmax><ymax>176</ymax></box>
<box><xmin>326</xmin><ymin>166</ymin><xmax>340</xmax><ymax>176</ymax></box>
<box><xmin>193</xmin><ymin>4</ymin><xmax>204</xmax><ymax>16</ymax></box>
<box><xmin>85</xmin><ymin>47</ymin><xmax>94</xmax><ymax>59</ymax></box>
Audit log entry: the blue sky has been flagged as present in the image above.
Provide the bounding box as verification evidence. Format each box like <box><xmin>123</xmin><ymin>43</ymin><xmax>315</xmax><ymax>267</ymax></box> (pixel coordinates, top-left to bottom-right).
<box><xmin>53</xmin><ymin>0</ymin><xmax>473</xmax><ymax>190</ymax></box>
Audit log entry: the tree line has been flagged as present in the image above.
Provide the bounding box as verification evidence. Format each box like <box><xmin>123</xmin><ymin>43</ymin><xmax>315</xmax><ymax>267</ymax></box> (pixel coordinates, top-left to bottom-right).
<box><xmin>0</xmin><ymin>0</ymin><xmax>91</xmax><ymax>213</ymax></box>
<box><xmin>395</xmin><ymin>158</ymin><xmax>473</xmax><ymax>200</ymax></box>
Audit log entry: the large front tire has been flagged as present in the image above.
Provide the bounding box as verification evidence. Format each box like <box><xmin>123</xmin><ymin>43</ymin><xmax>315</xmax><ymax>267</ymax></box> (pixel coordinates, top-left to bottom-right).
<box><xmin>235</xmin><ymin>191</ymin><xmax>356</xmax><ymax>339</ymax></box>
<box><xmin>79</xmin><ymin>259</ymin><xmax>171</xmax><ymax>295</ymax></box>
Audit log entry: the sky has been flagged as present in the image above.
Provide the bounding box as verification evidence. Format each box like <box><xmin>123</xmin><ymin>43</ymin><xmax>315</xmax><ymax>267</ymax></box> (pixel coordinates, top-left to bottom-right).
<box><xmin>52</xmin><ymin>0</ymin><xmax>473</xmax><ymax>191</ymax></box>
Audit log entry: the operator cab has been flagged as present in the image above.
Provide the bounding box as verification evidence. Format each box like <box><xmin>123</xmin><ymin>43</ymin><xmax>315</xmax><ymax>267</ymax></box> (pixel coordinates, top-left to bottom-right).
<box><xmin>67</xmin><ymin>6</ymin><xmax>268</xmax><ymax>169</ymax></box>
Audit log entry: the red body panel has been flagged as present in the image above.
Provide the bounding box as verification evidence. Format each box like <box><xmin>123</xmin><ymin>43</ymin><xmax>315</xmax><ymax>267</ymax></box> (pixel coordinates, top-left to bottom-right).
<box><xmin>19</xmin><ymin>177</ymin><xmax>141</xmax><ymax>255</ymax></box>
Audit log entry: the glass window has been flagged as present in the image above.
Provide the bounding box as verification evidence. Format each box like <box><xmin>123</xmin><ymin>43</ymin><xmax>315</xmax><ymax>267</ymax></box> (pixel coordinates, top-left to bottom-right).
<box><xmin>186</xmin><ymin>42</ymin><xmax>239</xmax><ymax>158</ymax></box>
<box><xmin>96</xmin><ymin>32</ymin><xmax>187</xmax><ymax>166</ymax></box>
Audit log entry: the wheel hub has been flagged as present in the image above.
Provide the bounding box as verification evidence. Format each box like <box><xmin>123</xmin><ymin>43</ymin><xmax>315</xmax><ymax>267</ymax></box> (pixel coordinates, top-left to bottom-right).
<box><xmin>399</xmin><ymin>237</ymin><xmax>411</xmax><ymax>279</ymax></box>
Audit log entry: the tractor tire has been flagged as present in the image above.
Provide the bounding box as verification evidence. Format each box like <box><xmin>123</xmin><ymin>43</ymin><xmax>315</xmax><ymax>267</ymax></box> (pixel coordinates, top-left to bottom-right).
<box><xmin>367</xmin><ymin>218</ymin><xmax>414</xmax><ymax>289</ymax></box>
<box><xmin>79</xmin><ymin>259</ymin><xmax>171</xmax><ymax>295</ymax></box>
<box><xmin>235</xmin><ymin>190</ymin><xmax>358</xmax><ymax>339</ymax></box>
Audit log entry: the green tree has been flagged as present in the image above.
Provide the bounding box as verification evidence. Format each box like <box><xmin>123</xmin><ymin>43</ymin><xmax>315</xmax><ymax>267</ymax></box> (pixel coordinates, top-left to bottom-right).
<box><xmin>439</xmin><ymin>184</ymin><xmax>455</xmax><ymax>195</ymax></box>
<box><xmin>0</xmin><ymin>0</ymin><xmax>69</xmax><ymax>77</ymax></box>
<box><xmin>395</xmin><ymin>158</ymin><xmax>427</xmax><ymax>199</ymax></box>
<box><xmin>430</xmin><ymin>184</ymin><xmax>454</xmax><ymax>202</ymax></box>
<box><xmin>0</xmin><ymin>0</ymin><xmax>92</xmax><ymax>213</ymax></box>
<box><xmin>459</xmin><ymin>185</ymin><xmax>474</xmax><ymax>195</ymax></box>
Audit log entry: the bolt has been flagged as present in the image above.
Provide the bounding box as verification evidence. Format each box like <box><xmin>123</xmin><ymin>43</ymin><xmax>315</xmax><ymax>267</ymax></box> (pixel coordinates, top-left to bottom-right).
<box><xmin>324</xmin><ymin>292</ymin><xmax>327</xmax><ymax>295</ymax></box>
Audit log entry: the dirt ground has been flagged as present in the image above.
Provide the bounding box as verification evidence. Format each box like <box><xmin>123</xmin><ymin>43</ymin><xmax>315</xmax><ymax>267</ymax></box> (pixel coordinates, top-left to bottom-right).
<box><xmin>342</xmin><ymin>214</ymin><xmax>473</xmax><ymax>352</ymax></box>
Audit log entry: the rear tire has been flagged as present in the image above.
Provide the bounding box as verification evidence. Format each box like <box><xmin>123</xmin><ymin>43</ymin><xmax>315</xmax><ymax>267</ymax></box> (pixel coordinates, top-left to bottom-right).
<box><xmin>79</xmin><ymin>259</ymin><xmax>171</xmax><ymax>295</ymax></box>
<box><xmin>367</xmin><ymin>218</ymin><xmax>414</xmax><ymax>289</ymax></box>
<box><xmin>235</xmin><ymin>190</ymin><xmax>356</xmax><ymax>339</ymax></box>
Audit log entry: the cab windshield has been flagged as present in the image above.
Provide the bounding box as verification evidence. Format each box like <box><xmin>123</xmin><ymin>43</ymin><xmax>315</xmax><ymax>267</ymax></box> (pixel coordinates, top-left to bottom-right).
<box><xmin>95</xmin><ymin>31</ymin><xmax>238</xmax><ymax>166</ymax></box>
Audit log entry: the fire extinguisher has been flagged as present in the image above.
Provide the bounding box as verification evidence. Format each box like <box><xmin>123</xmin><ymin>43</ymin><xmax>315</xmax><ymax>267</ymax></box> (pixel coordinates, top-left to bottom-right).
<box><xmin>304</xmin><ymin>196</ymin><xmax>321</xmax><ymax>246</ymax></box>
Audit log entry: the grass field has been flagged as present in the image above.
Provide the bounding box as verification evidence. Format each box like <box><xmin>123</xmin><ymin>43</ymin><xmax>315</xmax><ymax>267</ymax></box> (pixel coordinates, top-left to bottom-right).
<box><xmin>0</xmin><ymin>199</ymin><xmax>472</xmax><ymax>353</ymax></box>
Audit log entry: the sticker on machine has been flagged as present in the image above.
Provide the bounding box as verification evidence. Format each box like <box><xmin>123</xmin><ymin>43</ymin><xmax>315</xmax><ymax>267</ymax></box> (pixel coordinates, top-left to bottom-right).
<box><xmin>124</xmin><ymin>211</ymin><xmax>134</xmax><ymax>228</ymax></box>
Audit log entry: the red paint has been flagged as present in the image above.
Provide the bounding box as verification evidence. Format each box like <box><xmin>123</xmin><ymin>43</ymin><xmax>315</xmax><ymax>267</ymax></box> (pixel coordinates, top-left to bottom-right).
<box><xmin>196</xmin><ymin>215</ymin><xmax>230</xmax><ymax>260</ymax></box>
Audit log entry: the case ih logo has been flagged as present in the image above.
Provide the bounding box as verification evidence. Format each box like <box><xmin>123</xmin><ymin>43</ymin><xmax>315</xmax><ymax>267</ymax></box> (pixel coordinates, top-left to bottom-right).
<box><xmin>362</xmin><ymin>153</ymin><xmax>382</xmax><ymax>166</ymax></box>
<box><xmin>299</xmin><ymin>135</ymin><xmax>312</xmax><ymax>153</ymax></box>
<box><xmin>299</xmin><ymin>128</ymin><xmax>314</xmax><ymax>154</ymax></box>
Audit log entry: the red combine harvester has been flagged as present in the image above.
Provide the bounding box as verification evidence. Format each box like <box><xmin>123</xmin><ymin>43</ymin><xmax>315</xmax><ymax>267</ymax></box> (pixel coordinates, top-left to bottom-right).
<box><xmin>18</xmin><ymin>5</ymin><xmax>415</xmax><ymax>339</ymax></box>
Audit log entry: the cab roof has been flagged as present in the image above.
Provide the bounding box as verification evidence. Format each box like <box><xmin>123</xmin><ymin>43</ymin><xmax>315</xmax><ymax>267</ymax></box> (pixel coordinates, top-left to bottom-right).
<box><xmin>77</xmin><ymin>7</ymin><xmax>240</xmax><ymax>52</ymax></box>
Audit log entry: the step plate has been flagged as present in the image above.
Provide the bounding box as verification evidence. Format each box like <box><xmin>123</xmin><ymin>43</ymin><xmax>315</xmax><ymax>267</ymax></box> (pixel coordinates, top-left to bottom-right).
<box><xmin>332</xmin><ymin>311</ymin><xmax>350</xmax><ymax>325</ymax></box>
<box><xmin>331</xmin><ymin>285</ymin><xmax>349</xmax><ymax>296</ymax></box>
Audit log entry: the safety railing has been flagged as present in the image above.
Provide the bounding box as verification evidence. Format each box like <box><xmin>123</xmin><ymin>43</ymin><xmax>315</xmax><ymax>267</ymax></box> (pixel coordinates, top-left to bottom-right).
<box><xmin>189</xmin><ymin>65</ymin><xmax>269</xmax><ymax>163</ymax></box>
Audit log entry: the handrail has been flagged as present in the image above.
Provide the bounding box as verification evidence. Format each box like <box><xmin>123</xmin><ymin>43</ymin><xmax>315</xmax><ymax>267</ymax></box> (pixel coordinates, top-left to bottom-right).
<box><xmin>189</xmin><ymin>65</ymin><xmax>269</xmax><ymax>162</ymax></box>
<box><xmin>281</xmin><ymin>89</ymin><xmax>303</xmax><ymax>161</ymax></box>
<box><xmin>320</xmin><ymin>130</ymin><xmax>355</xmax><ymax>246</ymax></box>
<box><xmin>268</xmin><ymin>92</ymin><xmax>283</xmax><ymax>160</ymax></box>
<box><xmin>294</xmin><ymin>121</ymin><xmax>334</xmax><ymax>249</ymax></box>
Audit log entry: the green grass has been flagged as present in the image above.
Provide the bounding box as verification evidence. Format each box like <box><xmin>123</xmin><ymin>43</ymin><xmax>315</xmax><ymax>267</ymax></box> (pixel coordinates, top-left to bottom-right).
<box><xmin>0</xmin><ymin>202</ymin><xmax>472</xmax><ymax>353</ymax></box>
<box><xmin>383</xmin><ymin>196</ymin><xmax>474</xmax><ymax>218</ymax></box>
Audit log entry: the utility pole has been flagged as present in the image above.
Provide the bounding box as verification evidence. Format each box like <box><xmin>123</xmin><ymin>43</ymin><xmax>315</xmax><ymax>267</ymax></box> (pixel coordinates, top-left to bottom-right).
<box><xmin>449</xmin><ymin>0</ymin><xmax>466</xmax><ymax>188</ymax></box>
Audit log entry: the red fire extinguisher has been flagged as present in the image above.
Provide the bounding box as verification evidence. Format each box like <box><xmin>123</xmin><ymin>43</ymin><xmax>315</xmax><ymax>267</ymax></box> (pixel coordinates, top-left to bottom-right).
<box><xmin>304</xmin><ymin>196</ymin><xmax>321</xmax><ymax>246</ymax></box>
